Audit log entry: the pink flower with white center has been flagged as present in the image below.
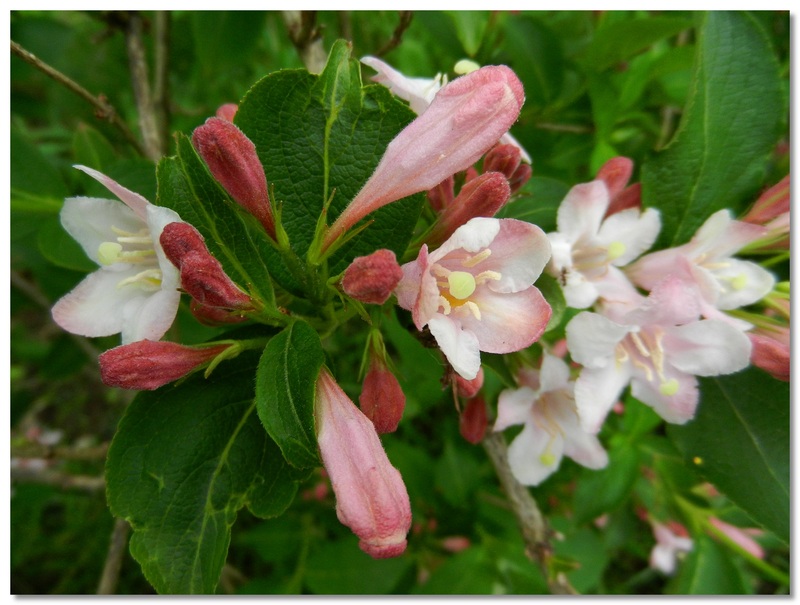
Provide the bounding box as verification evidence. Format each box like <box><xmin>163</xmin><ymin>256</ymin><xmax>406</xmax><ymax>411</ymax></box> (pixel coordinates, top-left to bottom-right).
<box><xmin>650</xmin><ymin>521</ymin><xmax>693</xmax><ymax>575</ymax></box>
<box><xmin>494</xmin><ymin>353</ymin><xmax>608</xmax><ymax>486</ymax></box>
<box><xmin>547</xmin><ymin>179</ymin><xmax>661</xmax><ymax>309</ymax></box>
<box><xmin>51</xmin><ymin>166</ymin><xmax>182</xmax><ymax>344</ymax></box>
<box><xmin>626</xmin><ymin>209</ymin><xmax>775</xmax><ymax>315</ymax></box>
<box><xmin>323</xmin><ymin>65</ymin><xmax>525</xmax><ymax>251</ymax></box>
<box><xmin>566</xmin><ymin>276</ymin><xmax>752</xmax><ymax>433</ymax></box>
<box><xmin>315</xmin><ymin>368</ymin><xmax>411</xmax><ymax>558</ymax></box>
<box><xmin>396</xmin><ymin>217</ymin><xmax>552</xmax><ymax>380</ymax></box>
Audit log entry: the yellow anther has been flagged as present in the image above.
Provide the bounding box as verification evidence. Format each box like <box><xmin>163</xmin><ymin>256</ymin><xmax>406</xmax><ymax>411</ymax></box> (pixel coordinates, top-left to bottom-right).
<box><xmin>539</xmin><ymin>452</ymin><xmax>557</xmax><ymax>466</ymax></box>
<box><xmin>448</xmin><ymin>271</ymin><xmax>477</xmax><ymax>300</ymax></box>
<box><xmin>659</xmin><ymin>378</ymin><xmax>680</xmax><ymax>396</ymax></box>
<box><xmin>461</xmin><ymin>249</ymin><xmax>492</xmax><ymax>268</ymax></box>
<box><xmin>475</xmin><ymin>270</ymin><xmax>502</xmax><ymax>285</ymax></box>
<box><xmin>607</xmin><ymin>241</ymin><xmax>627</xmax><ymax>261</ymax></box>
<box><xmin>731</xmin><ymin>274</ymin><xmax>748</xmax><ymax>290</ymax></box>
<box><xmin>464</xmin><ymin>301</ymin><xmax>481</xmax><ymax>320</ymax></box>
<box><xmin>98</xmin><ymin>242</ymin><xmax>123</xmax><ymax>265</ymax></box>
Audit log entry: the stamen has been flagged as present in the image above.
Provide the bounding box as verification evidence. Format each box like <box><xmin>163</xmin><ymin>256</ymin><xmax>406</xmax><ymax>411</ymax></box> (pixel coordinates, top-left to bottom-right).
<box><xmin>475</xmin><ymin>270</ymin><xmax>502</xmax><ymax>285</ymax></box>
<box><xmin>464</xmin><ymin>301</ymin><xmax>481</xmax><ymax>320</ymax></box>
<box><xmin>438</xmin><ymin>295</ymin><xmax>452</xmax><ymax>315</ymax></box>
<box><xmin>461</xmin><ymin>249</ymin><xmax>491</xmax><ymax>268</ymax></box>
<box><xmin>116</xmin><ymin>269</ymin><xmax>163</xmax><ymax>291</ymax></box>
<box><xmin>432</xmin><ymin>264</ymin><xmax>451</xmax><ymax>278</ymax></box>
<box><xmin>629</xmin><ymin>332</ymin><xmax>651</xmax><ymax>357</ymax></box>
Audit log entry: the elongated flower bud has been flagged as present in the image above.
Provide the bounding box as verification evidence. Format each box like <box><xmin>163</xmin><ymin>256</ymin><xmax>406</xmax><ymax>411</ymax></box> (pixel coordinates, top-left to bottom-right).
<box><xmin>215</xmin><ymin>103</ymin><xmax>238</xmax><ymax>122</ymax></box>
<box><xmin>596</xmin><ymin>156</ymin><xmax>633</xmax><ymax>200</ymax></box>
<box><xmin>483</xmin><ymin>144</ymin><xmax>522</xmax><ymax>181</ymax></box>
<box><xmin>426</xmin><ymin>172</ymin><xmax>510</xmax><ymax>247</ymax></box>
<box><xmin>323</xmin><ymin>65</ymin><xmax>524</xmax><ymax>251</ymax></box>
<box><xmin>192</xmin><ymin>117</ymin><xmax>275</xmax><ymax>237</ymax></box>
<box><xmin>190</xmin><ymin>300</ymin><xmax>249</xmax><ymax>326</ymax></box>
<box><xmin>749</xmin><ymin>331</ymin><xmax>790</xmax><ymax>382</ymax></box>
<box><xmin>360</xmin><ymin>358</ymin><xmax>406</xmax><ymax>433</ymax></box>
<box><xmin>160</xmin><ymin>222</ymin><xmax>253</xmax><ymax>310</ymax></box>
<box><xmin>99</xmin><ymin>340</ymin><xmax>230</xmax><ymax>390</ymax></box>
<box><xmin>341</xmin><ymin>249</ymin><xmax>404</xmax><ymax>305</ymax></box>
<box><xmin>453</xmin><ymin>366</ymin><xmax>484</xmax><ymax>399</ymax></box>
<box><xmin>743</xmin><ymin>175</ymin><xmax>790</xmax><ymax>225</ymax></box>
<box><xmin>459</xmin><ymin>395</ymin><xmax>488</xmax><ymax>444</ymax></box>
<box><xmin>508</xmin><ymin>162</ymin><xmax>532</xmax><ymax>194</ymax></box>
<box><xmin>316</xmin><ymin>369</ymin><xmax>412</xmax><ymax>558</ymax></box>
<box><xmin>427</xmin><ymin>175</ymin><xmax>455</xmax><ymax>213</ymax></box>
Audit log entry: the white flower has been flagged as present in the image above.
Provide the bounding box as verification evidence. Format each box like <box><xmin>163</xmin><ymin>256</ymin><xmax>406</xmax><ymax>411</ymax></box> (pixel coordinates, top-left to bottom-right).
<box><xmin>51</xmin><ymin>166</ymin><xmax>182</xmax><ymax>344</ymax></box>
<box><xmin>650</xmin><ymin>521</ymin><xmax>693</xmax><ymax>575</ymax></box>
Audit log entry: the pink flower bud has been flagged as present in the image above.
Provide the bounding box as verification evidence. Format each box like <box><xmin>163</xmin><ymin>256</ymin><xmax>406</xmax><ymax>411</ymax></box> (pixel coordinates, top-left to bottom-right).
<box><xmin>189</xmin><ymin>300</ymin><xmax>249</xmax><ymax>326</ymax></box>
<box><xmin>215</xmin><ymin>103</ymin><xmax>238</xmax><ymax>122</ymax></box>
<box><xmin>483</xmin><ymin>144</ymin><xmax>522</xmax><ymax>181</ymax></box>
<box><xmin>453</xmin><ymin>366</ymin><xmax>484</xmax><ymax>398</ymax></box>
<box><xmin>192</xmin><ymin>117</ymin><xmax>275</xmax><ymax>237</ymax></box>
<box><xmin>359</xmin><ymin>358</ymin><xmax>406</xmax><ymax>433</ymax></box>
<box><xmin>427</xmin><ymin>175</ymin><xmax>455</xmax><ymax>213</ymax></box>
<box><xmin>323</xmin><ymin>65</ymin><xmax>525</xmax><ymax>251</ymax></box>
<box><xmin>341</xmin><ymin>249</ymin><xmax>404</xmax><ymax>305</ymax></box>
<box><xmin>160</xmin><ymin>222</ymin><xmax>253</xmax><ymax>310</ymax></box>
<box><xmin>606</xmin><ymin>182</ymin><xmax>642</xmax><ymax>216</ymax></box>
<box><xmin>743</xmin><ymin>175</ymin><xmax>790</xmax><ymax>225</ymax></box>
<box><xmin>596</xmin><ymin>156</ymin><xmax>633</xmax><ymax>200</ymax></box>
<box><xmin>709</xmin><ymin>517</ymin><xmax>765</xmax><ymax>559</ymax></box>
<box><xmin>99</xmin><ymin>340</ymin><xmax>230</xmax><ymax>390</ymax></box>
<box><xmin>441</xmin><ymin>536</ymin><xmax>471</xmax><ymax>553</ymax></box>
<box><xmin>316</xmin><ymin>369</ymin><xmax>412</xmax><ymax>558</ymax></box>
<box><xmin>749</xmin><ymin>330</ymin><xmax>790</xmax><ymax>382</ymax></box>
<box><xmin>459</xmin><ymin>396</ymin><xmax>488</xmax><ymax>444</ymax></box>
<box><xmin>427</xmin><ymin>172</ymin><xmax>510</xmax><ymax>247</ymax></box>
<box><xmin>507</xmin><ymin>161</ymin><xmax>532</xmax><ymax>194</ymax></box>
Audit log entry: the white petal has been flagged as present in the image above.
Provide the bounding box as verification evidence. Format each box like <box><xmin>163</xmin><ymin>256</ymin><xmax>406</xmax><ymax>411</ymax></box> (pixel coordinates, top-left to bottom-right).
<box><xmin>566</xmin><ymin>312</ymin><xmax>629</xmax><ymax>368</ymax></box>
<box><xmin>712</xmin><ymin>258</ymin><xmax>776</xmax><ymax>310</ymax></box>
<box><xmin>574</xmin><ymin>366</ymin><xmax>631</xmax><ymax>434</ymax></box>
<box><xmin>664</xmin><ymin>320</ymin><xmax>752</xmax><ymax>376</ymax></box>
<box><xmin>631</xmin><ymin>372</ymin><xmax>698</xmax><ymax>425</ymax></box>
<box><xmin>146</xmin><ymin>204</ymin><xmax>183</xmax><ymax>292</ymax></box>
<box><xmin>120</xmin><ymin>287</ymin><xmax>182</xmax><ymax>344</ymax></box>
<box><xmin>598</xmin><ymin>207</ymin><xmax>661</xmax><ymax>266</ymax></box>
<box><xmin>506</xmin><ymin>422</ymin><xmax>563</xmax><ymax>486</ymax></box>
<box><xmin>361</xmin><ymin>56</ymin><xmax>443</xmax><ymax>114</ymax></box>
<box><xmin>428</xmin><ymin>315</ymin><xmax>481</xmax><ymax>380</ymax></box>
<box><xmin>538</xmin><ymin>353</ymin><xmax>570</xmax><ymax>393</ymax></box>
<box><xmin>60</xmin><ymin>197</ymin><xmax>143</xmax><ymax>264</ymax></box>
<box><xmin>494</xmin><ymin>386</ymin><xmax>536</xmax><ymax>432</ymax></box>
<box><xmin>556</xmin><ymin>180</ymin><xmax>609</xmax><ymax>240</ymax></box>
<box><xmin>430</xmin><ymin>217</ymin><xmax>501</xmax><ymax>263</ymax></box>
<box><xmin>562</xmin><ymin>270</ymin><xmax>600</xmax><ymax>309</ymax></box>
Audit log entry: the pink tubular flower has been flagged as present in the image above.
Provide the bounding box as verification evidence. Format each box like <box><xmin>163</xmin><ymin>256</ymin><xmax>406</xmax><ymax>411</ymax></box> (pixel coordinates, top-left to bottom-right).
<box><xmin>566</xmin><ymin>276</ymin><xmax>752</xmax><ymax>433</ymax></box>
<box><xmin>359</xmin><ymin>357</ymin><xmax>406</xmax><ymax>434</ymax></box>
<box><xmin>322</xmin><ymin>65</ymin><xmax>525</xmax><ymax>251</ymax></box>
<box><xmin>547</xmin><ymin>178</ymin><xmax>661</xmax><ymax>309</ymax></box>
<box><xmin>396</xmin><ymin>217</ymin><xmax>551</xmax><ymax>380</ymax></box>
<box><xmin>709</xmin><ymin>517</ymin><xmax>765</xmax><ymax>559</ymax></box>
<box><xmin>742</xmin><ymin>175</ymin><xmax>790</xmax><ymax>250</ymax></box>
<box><xmin>51</xmin><ymin>166</ymin><xmax>182</xmax><ymax>344</ymax></box>
<box><xmin>459</xmin><ymin>396</ymin><xmax>488</xmax><ymax>444</ymax></box>
<box><xmin>748</xmin><ymin>327</ymin><xmax>790</xmax><ymax>381</ymax></box>
<box><xmin>160</xmin><ymin>222</ymin><xmax>253</xmax><ymax>310</ymax></box>
<box><xmin>341</xmin><ymin>249</ymin><xmax>404</xmax><ymax>305</ymax></box>
<box><xmin>316</xmin><ymin>369</ymin><xmax>412</xmax><ymax>558</ymax></box>
<box><xmin>426</xmin><ymin>172</ymin><xmax>511</xmax><ymax>247</ymax></box>
<box><xmin>192</xmin><ymin>117</ymin><xmax>274</xmax><ymax>237</ymax></box>
<box><xmin>99</xmin><ymin>340</ymin><xmax>231</xmax><ymax>390</ymax></box>
<box><xmin>453</xmin><ymin>366</ymin><xmax>484</xmax><ymax>398</ymax></box>
<box><xmin>494</xmin><ymin>354</ymin><xmax>608</xmax><ymax>486</ymax></box>
<box><xmin>650</xmin><ymin>521</ymin><xmax>693</xmax><ymax>575</ymax></box>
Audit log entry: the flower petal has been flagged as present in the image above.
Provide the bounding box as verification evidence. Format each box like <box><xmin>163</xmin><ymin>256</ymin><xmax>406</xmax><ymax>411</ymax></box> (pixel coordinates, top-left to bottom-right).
<box><xmin>574</xmin><ymin>365</ymin><xmax>631</xmax><ymax>433</ymax></box>
<box><xmin>630</xmin><ymin>371</ymin><xmax>699</xmax><ymax>425</ymax></box>
<box><xmin>60</xmin><ymin>197</ymin><xmax>144</xmax><ymax>265</ymax></box>
<box><xmin>479</xmin><ymin>219</ymin><xmax>551</xmax><ymax>293</ymax></box>
<box><xmin>120</xmin><ymin>287</ymin><xmax>182</xmax><ymax>344</ymax></box>
<box><xmin>75</xmin><ymin>164</ymin><xmax>150</xmax><ymax>221</ymax></box>
<box><xmin>566</xmin><ymin>312</ymin><xmax>629</xmax><ymax>369</ymax></box>
<box><xmin>663</xmin><ymin>320</ymin><xmax>752</xmax><ymax>377</ymax></box>
<box><xmin>538</xmin><ymin>353</ymin><xmax>570</xmax><ymax>393</ymax></box>
<box><xmin>428</xmin><ymin>315</ymin><xmax>481</xmax><ymax>380</ymax></box>
<box><xmin>712</xmin><ymin>258</ymin><xmax>775</xmax><ymax>310</ymax></box>
<box><xmin>494</xmin><ymin>386</ymin><xmax>536</xmax><ymax>431</ymax></box>
<box><xmin>506</xmin><ymin>422</ymin><xmax>564</xmax><ymax>486</ymax></box>
<box><xmin>555</xmin><ymin>180</ymin><xmax>609</xmax><ymax>241</ymax></box>
<box><xmin>361</xmin><ymin>56</ymin><xmax>444</xmax><ymax>114</ymax></box>
<box><xmin>597</xmin><ymin>207</ymin><xmax>661</xmax><ymax>266</ymax></box>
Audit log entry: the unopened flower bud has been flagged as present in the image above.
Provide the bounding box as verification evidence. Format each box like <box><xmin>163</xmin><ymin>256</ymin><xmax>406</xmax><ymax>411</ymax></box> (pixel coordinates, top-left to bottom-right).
<box><xmin>743</xmin><ymin>175</ymin><xmax>790</xmax><ymax>225</ymax></box>
<box><xmin>459</xmin><ymin>395</ymin><xmax>488</xmax><ymax>444</ymax></box>
<box><xmin>360</xmin><ymin>358</ymin><xmax>406</xmax><ymax>433</ymax></box>
<box><xmin>192</xmin><ymin>117</ymin><xmax>275</xmax><ymax>237</ymax></box>
<box><xmin>596</xmin><ymin>156</ymin><xmax>633</xmax><ymax>200</ymax></box>
<box><xmin>427</xmin><ymin>172</ymin><xmax>510</xmax><ymax>247</ymax></box>
<box><xmin>316</xmin><ymin>369</ymin><xmax>412</xmax><ymax>558</ymax></box>
<box><xmin>341</xmin><ymin>249</ymin><xmax>404</xmax><ymax>305</ymax></box>
<box><xmin>508</xmin><ymin>162</ymin><xmax>533</xmax><ymax>194</ymax></box>
<box><xmin>160</xmin><ymin>222</ymin><xmax>254</xmax><ymax>310</ymax></box>
<box><xmin>749</xmin><ymin>331</ymin><xmax>790</xmax><ymax>382</ymax></box>
<box><xmin>484</xmin><ymin>144</ymin><xmax>522</xmax><ymax>181</ymax></box>
<box><xmin>189</xmin><ymin>299</ymin><xmax>249</xmax><ymax>326</ymax></box>
<box><xmin>215</xmin><ymin>103</ymin><xmax>238</xmax><ymax>122</ymax></box>
<box><xmin>453</xmin><ymin>366</ymin><xmax>484</xmax><ymax>398</ymax></box>
<box><xmin>606</xmin><ymin>182</ymin><xmax>642</xmax><ymax>216</ymax></box>
<box><xmin>427</xmin><ymin>175</ymin><xmax>455</xmax><ymax>213</ymax></box>
<box><xmin>99</xmin><ymin>340</ymin><xmax>230</xmax><ymax>390</ymax></box>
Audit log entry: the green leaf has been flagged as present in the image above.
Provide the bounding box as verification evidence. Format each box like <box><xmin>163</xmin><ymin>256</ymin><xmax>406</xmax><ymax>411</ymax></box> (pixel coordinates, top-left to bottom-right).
<box><xmin>670</xmin><ymin>534</ymin><xmax>751</xmax><ymax>594</ymax></box>
<box><xmin>667</xmin><ymin>368</ymin><xmax>789</xmax><ymax>544</ymax></box>
<box><xmin>498</xmin><ymin>176</ymin><xmax>568</xmax><ymax>233</ymax></box>
<box><xmin>583</xmin><ymin>16</ymin><xmax>692</xmax><ymax>71</ymax></box>
<box><xmin>156</xmin><ymin>135</ymin><xmax>276</xmax><ymax>308</ymax></box>
<box><xmin>234</xmin><ymin>40</ymin><xmax>423</xmax><ymax>279</ymax></box>
<box><xmin>72</xmin><ymin>122</ymin><xmax>118</xmax><ymax>172</ymax></box>
<box><xmin>502</xmin><ymin>16</ymin><xmax>564</xmax><ymax>111</ymax></box>
<box><xmin>573</xmin><ymin>441</ymin><xmax>640</xmax><ymax>524</ymax></box>
<box><xmin>535</xmin><ymin>274</ymin><xmax>566</xmax><ymax>333</ymax></box>
<box><xmin>642</xmin><ymin>12</ymin><xmax>784</xmax><ymax>247</ymax></box>
<box><xmin>10</xmin><ymin>126</ymin><xmax>68</xmax><ymax>199</ymax></box>
<box><xmin>36</xmin><ymin>217</ymin><xmax>96</xmax><ymax>272</ymax></box>
<box><xmin>255</xmin><ymin>321</ymin><xmax>324</xmax><ymax>469</ymax></box>
<box><xmin>106</xmin><ymin>351</ymin><xmax>299</xmax><ymax>594</ymax></box>
<box><xmin>413</xmin><ymin>547</ymin><xmax>498</xmax><ymax>594</ymax></box>
<box><xmin>191</xmin><ymin>12</ymin><xmax>267</xmax><ymax>72</ymax></box>
<box><xmin>446</xmin><ymin>11</ymin><xmax>490</xmax><ymax>56</ymax></box>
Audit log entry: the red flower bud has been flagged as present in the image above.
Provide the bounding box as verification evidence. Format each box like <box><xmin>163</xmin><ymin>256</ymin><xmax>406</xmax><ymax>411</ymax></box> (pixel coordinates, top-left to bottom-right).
<box><xmin>596</xmin><ymin>156</ymin><xmax>633</xmax><ymax>200</ymax></box>
<box><xmin>99</xmin><ymin>340</ymin><xmax>230</xmax><ymax>390</ymax></box>
<box><xmin>192</xmin><ymin>117</ymin><xmax>274</xmax><ymax>237</ymax></box>
<box><xmin>507</xmin><ymin>161</ymin><xmax>532</xmax><ymax>194</ymax></box>
<box><xmin>749</xmin><ymin>331</ymin><xmax>790</xmax><ymax>382</ymax></box>
<box><xmin>606</xmin><ymin>182</ymin><xmax>642</xmax><ymax>216</ymax></box>
<box><xmin>743</xmin><ymin>175</ymin><xmax>790</xmax><ymax>225</ymax></box>
<box><xmin>459</xmin><ymin>395</ymin><xmax>488</xmax><ymax>445</ymax></box>
<box><xmin>453</xmin><ymin>366</ymin><xmax>484</xmax><ymax>398</ymax></box>
<box><xmin>215</xmin><ymin>103</ymin><xmax>238</xmax><ymax>122</ymax></box>
<box><xmin>427</xmin><ymin>172</ymin><xmax>510</xmax><ymax>247</ymax></box>
<box><xmin>189</xmin><ymin>300</ymin><xmax>249</xmax><ymax>326</ymax></box>
<box><xmin>160</xmin><ymin>222</ymin><xmax>253</xmax><ymax>310</ymax></box>
<box><xmin>427</xmin><ymin>175</ymin><xmax>455</xmax><ymax>213</ymax></box>
<box><xmin>359</xmin><ymin>358</ymin><xmax>406</xmax><ymax>433</ymax></box>
<box><xmin>483</xmin><ymin>144</ymin><xmax>522</xmax><ymax>181</ymax></box>
<box><xmin>341</xmin><ymin>249</ymin><xmax>404</xmax><ymax>305</ymax></box>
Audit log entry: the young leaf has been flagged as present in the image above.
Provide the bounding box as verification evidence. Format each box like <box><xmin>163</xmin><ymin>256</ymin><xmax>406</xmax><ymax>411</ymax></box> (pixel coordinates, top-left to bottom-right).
<box><xmin>106</xmin><ymin>351</ymin><xmax>299</xmax><ymax>594</ymax></box>
<box><xmin>642</xmin><ymin>11</ymin><xmax>784</xmax><ymax>248</ymax></box>
<box><xmin>255</xmin><ymin>320</ymin><xmax>324</xmax><ymax>469</ymax></box>
<box><xmin>667</xmin><ymin>368</ymin><xmax>789</xmax><ymax>544</ymax></box>
<box><xmin>669</xmin><ymin>534</ymin><xmax>751</xmax><ymax>594</ymax></box>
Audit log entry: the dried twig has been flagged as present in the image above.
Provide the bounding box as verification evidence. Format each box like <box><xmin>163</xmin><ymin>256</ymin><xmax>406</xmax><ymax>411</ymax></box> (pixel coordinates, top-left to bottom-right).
<box><xmin>97</xmin><ymin>518</ymin><xmax>131</xmax><ymax>595</ymax></box>
<box><xmin>482</xmin><ymin>431</ymin><xmax>577</xmax><ymax>595</ymax></box>
<box><xmin>152</xmin><ymin>11</ymin><xmax>171</xmax><ymax>152</ymax></box>
<box><xmin>282</xmin><ymin>11</ymin><xmax>327</xmax><ymax>74</ymax></box>
<box><xmin>10</xmin><ymin>40</ymin><xmax>146</xmax><ymax>156</ymax></box>
<box><xmin>11</xmin><ymin>468</ymin><xmax>105</xmax><ymax>492</ymax></box>
<box><xmin>376</xmin><ymin>11</ymin><xmax>414</xmax><ymax>57</ymax></box>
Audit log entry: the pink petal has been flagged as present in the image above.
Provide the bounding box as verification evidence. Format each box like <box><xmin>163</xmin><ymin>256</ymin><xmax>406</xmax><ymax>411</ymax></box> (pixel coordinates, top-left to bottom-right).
<box><xmin>630</xmin><ymin>370</ymin><xmax>699</xmax><ymax>425</ymax></box>
<box><xmin>574</xmin><ymin>366</ymin><xmax>631</xmax><ymax>434</ymax></box>
<box><xmin>566</xmin><ymin>312</ymin><xmax>629</xmax><ymax>369</ymax></box>
<box><xmin>555</xmin><ymin>180</ymin><xmax>609</xmax><ymax>242</ymax></box>
<box><xmin>74</xmin><ymin>165</ymin><xmax>150</xmax><ymax>221</ymax></box>
<box><xmin>663</xmin><ymin>320</ymin><xmax>752</xmax><ymax>377</ymax></box>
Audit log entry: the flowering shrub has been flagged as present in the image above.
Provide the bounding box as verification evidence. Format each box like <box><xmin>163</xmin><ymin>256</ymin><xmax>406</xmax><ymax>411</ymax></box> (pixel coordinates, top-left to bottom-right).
<box><xmin>10</xmin><ymin>10</ymin><xmax>788</xmax><ymax>596</ymax></box>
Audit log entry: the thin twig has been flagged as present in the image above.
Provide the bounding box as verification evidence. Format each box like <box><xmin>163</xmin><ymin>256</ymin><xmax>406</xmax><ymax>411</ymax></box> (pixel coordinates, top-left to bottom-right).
<box><xmin>11</xmin><ymin>441</ymin><xmax>109</xmax><ymax>461</ymax></box>
<box><xmin>124</xmin><ymin>11</ymin><xmax>164</xmax><ymax>160</ymax></box>
<box><xmin>482</xmin><ymin>431</ymin><xmax>577</xmax><ymax>595</ymax></box>
<box><xmin>152</xmin><ymin>11</ymin><xmax>171</xmax><ymax>153</ymax></box>
<box><xmin>534</xmin><ymin>121</ymin><xmax>593</xmax><ymax>134</ymax></box>
<box><xmin>97</xmin><ymin>518</ymin><xmax>131</xmax><ymax>595</ymax></box>
<box><xmin>282</xmin><ymin>11</ymin><xmax>328</xmax><ymax>74</ymax></box>
<box><xmin>10</xmin><ymin>40</ymin><xmax>146</xmax><ymax>156</ymax></box>
<box><xmin>376</xmin><ymin>11</ymin><xmax>414</xmax><ymax>56</ymax></box>
<box><xmin>11</xmin><ymin>468</ymin><xmax>105</xmax><ymax>492</ymax></box>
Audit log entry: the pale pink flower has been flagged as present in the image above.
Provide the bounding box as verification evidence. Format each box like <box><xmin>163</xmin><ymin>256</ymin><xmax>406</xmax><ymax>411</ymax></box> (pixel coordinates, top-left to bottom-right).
<box><xmin>547</xmin><ymin>179</ymin><xmax>660</xmax><ymax>308</ymax></box>
<box><xmin>494</xmin><ymin>354</ymin><xmax>608</xmax><ymax>486</ymax></box>
<box><xmin>316</xmin><ymin>369</ymin><xmax>412</xmax><ymax>558</ymax></box>
<box><xmin>627</xmin><ymin>210</ymin><xmax>775</xmax><ymax>314</ymax></box>
<box><xmin>709</xmin><ymin>517</ymin><xmax>765</xmax><ymax>559</ymax></box>
<box><xmin>566</xmin><ymin>276</ymin><xmax>752</xmax><ymax>433</ymax></box>
<box><xmin>650</xmin><ymin>521</ymin><xmax>693</xmax><ymax>575</ymax></box>
<box><xmin>51</xmin><ymin>166</ymin><xmax>182</xmax><ymax>344</ymax></box>
<box><xmin>323</xmin><ymin>65</ymin><xmax>525</xmax><ymax>251</ymax></box>
<box><xmin>396</xmin><ymin>217</ymin><xmax>552</xmax><ymax>380</ymax></box>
